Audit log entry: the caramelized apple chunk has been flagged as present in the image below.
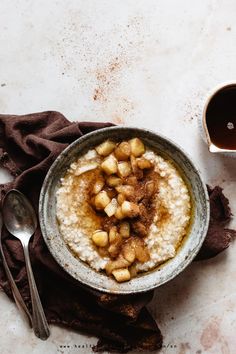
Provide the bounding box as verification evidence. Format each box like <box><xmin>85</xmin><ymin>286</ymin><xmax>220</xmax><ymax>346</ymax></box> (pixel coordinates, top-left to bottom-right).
<box><xmin>94</xmin><ymin>190</ymin><xmax>111</xmax><ymax>210</ymax></box>
<box><xmin>92</xmin><ymin>177</ymin><xmax>105</xmax><ymax>195</ymax></box>
<box><xmin>105</xmin><ymin>255</ymin><xmax>130</xmax><ymax>274</ymax></box>
<box><xmin>109</xmin><ymin>232</ymin><xmax>123</xmax><ymax>256</ymax></box>
<box><xmin>97</xmin><ymin>247</ymin><xmax>109</xmax><ymax>257</ymax></box>
<box><xmin>145</xmin><ymin>180</ymin><xmax>156</xmax><ymax>198</ymax></box>
<box><xmin>92</xmin><ymin>230</ymin><xmax>108</xmax><ymax>247</ymax></box>
<box><xmin>112</xmin><ymin>268</ymin><xmax>131</xmax><ymax>282</ymax></box>
<box><xmin>114</xmin><ymin>206</ymin><xmax>125</xmax><ymax>220</ymax></box>
<box><xmin>114</xmin><ymin>142</ymin><xmax>131</xmax><ymax>160</ymax></box>
<box><xmin>115</xmin><ymin>185</ymin><xmax>134</xmax><ymax>199</ymax></box>
<box><xmin>122</xmin><ymin>242</ymin><xmax>135</xmax><ymax>263</ymax></box>
<box><xmin>137</xmin><ymin>157</ymin><xmax>153</xmax><ymax>170</ymax></box>
<box><xmin>101</xmin><ymin>154</ymin><xmax>118</xmax><ymax>175</ymax></box>
<box><xmin>121</xmin><ymin>201</ymin><xmax>140</xmax><ymax>218</ymax></box>
<box><xmin>135</xmin><ymin>246</ymin><xmax>150</xmax><ymax>263</ymax></box>
<box><xmin>95</xmin><ymin>140</ymin><xmax>116</xmax><ymax>156</ymax></box>
<box><xmin>104</xmin><ymin>198</ymin><xmax>118</xmax><ymax>217</ymax></box>
<box><xmin>117</xmin><ymin>193</ymin><xmax>125</xmax><ymax>205</ymax></box>
<box><xmin>108</xmin><ymin>243</ymin><xmax>121</xmax><ymax>258</ymax></box>
<box><xmin>130</xmin><ymin>155</ymin><xmax>143</xmax><ymax>179</ymax></box>
<box><xmin>132</xmin><ymin>221</ymin><xmax>147</xmax><ymax>237</ymax></box>
<box><xmin>129</xmin><ymin>264</ymin><xmax>138</xmax><ymax>278</ymax></box>
<box><xmin>117</xmin><ymin>161</ymin><xmax>132</xmax><ymax>178</ymax></box>
<box><xmin>109</xmin><ymin>226</ymin><xmax>118</xmax><ymax>243</ymax></box>
<box><xmin>106</xmin><ymin>176</ymin><xmax>122</xmax><ymax>187</ymax></box>
<box><xmin>131</xmin><ymin>238</ymin><xmax>150</xmax><ymax>263</ymax></box>
<box><xmin>125</xmin><ymin>176</ymin><xmax>138</xmax><ymax>186</ymax></box>
<box><xmin>129</xmin><ymin>138</ymin><xmax>145</xmax><ymax>157</ymax></box>
<box><xmin>119</xmin><ymin>222</ymin><xmax>130</xmax><ymax>238</ymax></box>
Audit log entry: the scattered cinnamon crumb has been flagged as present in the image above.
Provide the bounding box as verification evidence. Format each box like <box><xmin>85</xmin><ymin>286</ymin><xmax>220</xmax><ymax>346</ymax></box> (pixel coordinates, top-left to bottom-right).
<box><xmin>92</xmin><ymin>57</ymin><xmax>124</xmax><ymax>103</ymax></box>
<box><xmin>93</xmin><ymin>88</ymin><xmax>107</xmax><ymax>102</ymax></box>
<box><xmin>112</xmin><ymin>116</ymin><xmax>125</xmax><ymax>125</ymax></box>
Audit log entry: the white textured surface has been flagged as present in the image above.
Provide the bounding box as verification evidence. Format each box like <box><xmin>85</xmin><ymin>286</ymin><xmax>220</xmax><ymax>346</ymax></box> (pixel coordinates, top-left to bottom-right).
<box><xmin>0</xmin><ymin>1</ymin><xmax>236</xmax><ymax>353</ymax></box>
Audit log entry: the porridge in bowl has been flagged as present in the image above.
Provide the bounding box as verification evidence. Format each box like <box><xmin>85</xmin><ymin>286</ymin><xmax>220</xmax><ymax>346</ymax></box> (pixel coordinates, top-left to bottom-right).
<box><xmin>56</xmin><ymin>138</ymin><xmax>191</xmax><ymax>282</ymax></box>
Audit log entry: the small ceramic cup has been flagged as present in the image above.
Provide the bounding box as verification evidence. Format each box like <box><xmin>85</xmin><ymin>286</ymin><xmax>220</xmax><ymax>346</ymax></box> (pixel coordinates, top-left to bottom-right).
<box><xmin>201</xmin><ymin>82</ymin><xmax>236</xmax><ymax>157</ymax></box>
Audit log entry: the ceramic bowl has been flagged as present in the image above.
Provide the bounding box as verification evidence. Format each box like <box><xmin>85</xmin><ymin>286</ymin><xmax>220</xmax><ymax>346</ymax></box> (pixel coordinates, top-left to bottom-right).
<box><xmin>39</xmin><ymin>126</ymin><xmax>210</xmax><ymax>294</ymax></box>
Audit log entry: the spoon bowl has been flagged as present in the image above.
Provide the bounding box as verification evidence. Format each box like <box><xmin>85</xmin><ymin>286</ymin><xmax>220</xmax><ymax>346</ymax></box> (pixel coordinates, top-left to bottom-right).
<box><xmin>3</xmin><ymin>190</ymin><xmax>37</xmax><ymax>243</ymax></box>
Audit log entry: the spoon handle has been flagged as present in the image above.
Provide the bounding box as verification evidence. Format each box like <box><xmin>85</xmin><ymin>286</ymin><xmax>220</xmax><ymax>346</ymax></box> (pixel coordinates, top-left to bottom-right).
<box><xmin>22</xmin><ymin>244</ymin><xmax>50</xmax><ymax>340</ymax></box>
<box><xmin>0</xmin><ymin>240</ymin><xmax>32</xmax><ymax>327</ymax></box>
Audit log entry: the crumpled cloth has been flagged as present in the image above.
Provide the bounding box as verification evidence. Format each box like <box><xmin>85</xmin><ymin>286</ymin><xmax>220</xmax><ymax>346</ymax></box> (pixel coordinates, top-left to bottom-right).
<box><xmin>0</xmin><ymin>111</ymin><xmax>235</xmax><ymax>353</ymax></box>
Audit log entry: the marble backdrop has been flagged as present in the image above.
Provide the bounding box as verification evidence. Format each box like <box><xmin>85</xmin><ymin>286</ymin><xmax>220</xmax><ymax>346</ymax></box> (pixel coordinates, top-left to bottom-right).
<box><xmin>0</xmin><ymin>1</ymin><xmax>235</xmax><ymax>353</ymax></box>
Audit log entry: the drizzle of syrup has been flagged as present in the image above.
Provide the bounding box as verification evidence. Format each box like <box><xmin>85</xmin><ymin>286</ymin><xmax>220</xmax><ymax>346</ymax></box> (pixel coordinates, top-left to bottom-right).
<box><xmin>206</xmin><ymin>85</ymin><xmax>236</xmax><ymax>149</ymax></box>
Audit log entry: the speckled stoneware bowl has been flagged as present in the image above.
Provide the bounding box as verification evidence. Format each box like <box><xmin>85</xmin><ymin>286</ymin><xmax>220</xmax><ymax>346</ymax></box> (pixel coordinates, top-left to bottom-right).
<box><xmin>39</xmin><ymin>127</ymin><xmax>210</xmax><ymax>294</ymax></box>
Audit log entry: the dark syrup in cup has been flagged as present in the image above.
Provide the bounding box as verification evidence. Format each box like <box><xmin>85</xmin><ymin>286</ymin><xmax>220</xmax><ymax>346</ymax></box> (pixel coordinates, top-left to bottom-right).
<box><xmin>206</xmin><ymin>84</ymin><xmax>236</xmax><ymax>150</ymax></box>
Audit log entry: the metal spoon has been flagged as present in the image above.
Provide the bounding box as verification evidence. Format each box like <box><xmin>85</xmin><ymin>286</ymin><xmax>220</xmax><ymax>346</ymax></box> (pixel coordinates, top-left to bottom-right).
<box><xmin>0</xmin><ymin>211</ymin><xmax>32</xmax><ymax>327</ymax></box>
<box><xmin>3</xmin><ymin>189</ymin><xmax>50</xmax><ymax>340</ymax></box>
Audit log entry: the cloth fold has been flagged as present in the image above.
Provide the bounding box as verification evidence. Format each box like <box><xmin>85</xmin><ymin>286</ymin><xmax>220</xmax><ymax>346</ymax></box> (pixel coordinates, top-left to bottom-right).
<box><xmin>0</xmin><ymin>111</ymin><xmax>234</xmax><ymax>353</ymax></box>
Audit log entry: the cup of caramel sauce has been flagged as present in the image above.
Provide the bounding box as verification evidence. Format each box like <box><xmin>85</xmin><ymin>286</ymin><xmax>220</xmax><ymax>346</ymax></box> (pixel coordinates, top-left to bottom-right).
<box><xmin>203</xmin><ymin>83</ymin><xmax>236</xmax><ymax>153</ymax></box>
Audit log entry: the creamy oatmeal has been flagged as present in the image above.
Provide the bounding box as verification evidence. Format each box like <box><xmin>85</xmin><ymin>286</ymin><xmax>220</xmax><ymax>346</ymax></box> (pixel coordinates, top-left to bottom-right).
<box><xmin>56</xmin><ymin>138</ymin><xmax>191</xmax><ymax>282</ymax></box>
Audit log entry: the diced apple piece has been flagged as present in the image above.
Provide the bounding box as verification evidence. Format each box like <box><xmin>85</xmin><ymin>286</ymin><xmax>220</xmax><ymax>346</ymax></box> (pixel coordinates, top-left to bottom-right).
<box><xmin>121</xmin><ymin>201</ymin><xmax>140</xmax><ymax>218</ymax></box>
<box><xmin>137</xmin><ymin>157</ymin><xmax>153</xmax><ymax>169</ymax></box>
<box><xmin>122</xmin><ymin>243</ymin><xmax>135</xmax><ymax>263</ymax></box>
<box><xmin>131</xmin><ymin>238</ymin><xmax>150</xmax><ymax>263</ymax></box>
<box><xmin>106</xmin><ymin>176</ymin><xmax>122</xmax><ymax>187</ymax></box>
<box><xmin>129</xmin><ymin>264</ymin><xmax>137</xmax><ymax>278</ymax></box>
<box><xmin>114</xmin><ymin>142</ymin><xmax>131</xmax><ymax>160</ymax></box>
<box><xmin>117</xmin><ymin>161</ymin><xmax>132</xmax><ymax>178</ymax></box>
<box><xmin>104</xmin><ymin>198</ymin><xmax>118</xmax><ymax>217</ymax></box>
<box><xmin>92</xmin><ymin>230</ymin><xmax>108</xmax><ymax>247</ymax></box>
<box><xmin>115</xmin><ymin>185</ymin><xmax>134</xmax><ymax>199</ymax></box>
<box><xmin>75</xmin><ymin>162</ymin><xmax>98</xmax><ymax>176</ymax></box>
<box><xmin>109</xmin><ymin>226</ymin><xmax>118</xmax><ymax>243</ymax></box>
<box><xmin>112</xmin><ymin>268</ymin><xmax>131</xmax><ymax>282</ymax></box>
<box><xmin>114</xmin><ymin>206</ymin><xmax>125</xmax><ymax>220</ymax></box>
<box><xmin>135</xmin><ymin>246</ymin><xmax>150</xmax><ymax>263</ymax></box>
<box><xmin>105</xmin><ymin>256</ymin><xmax>130</xmax><ymax>274</ymax></box>
<box><xmin>130</xmin><ymin>155</ymin><xmax>143</xmax><ymax>179</ymax></box>
<box><xmin>125</xmin><ymin>176</ymin><xmax>138</xmax><ymax>186</ymax></box>
<box><xmin>130</xmin><ymin>154</ymin><xmax>137</xmax><ymax>172</ymax></box>
<box><xmin>129</xmin><ymin>138</ymin><xmax>145</xmax><ymax>157</ymax></box>
<box><xmin>97</xmin><ymin>247</ymin><xmax>109</xmax><ymax>257</ymax></box>
<box><xmin>108</xmin><ymin>244</ymin><xmax>120</xmax><ymax>258</ymax></box>
<box><xmin>94</xmin><ymin>191</ymin><xmax>111</xmax><ymax>210</ymax></box>
<box><xmin>108</xmin><ymin>233</ymin><xmax>123</xmax><ymax>258</ymax></box>
<box><xmin>119</xmin><ymin>222</ymin><xmax>130</xmax><ymax>238</ymax></box>
<box><xmin>108</xmin><ymin>244</ymin><xmax>116</xmax><ymax>258</ymax></box>
<box><xmin>92</xmin><ymin>177</ymin><xmax>105</xmax><ymax>194</ymax></box>
<box><xmin>101</xmin><ymin>155</ymin><xmax>118</xmax><ymax>175</ymax></box>
<box><xmin>145</xmin><ymin>180</ymin><xmax>156</xmax><ymax>198</ymax></box>
<box><xmin>132</xmin><ymin>221</ymin><xmax>147</xmax><ymax>237</ymax></box>
<box><xmin>95</xmin><ymin>140</ymin><xmax>116</xmax><ymax>156</ymax></box>
<box><xmin>117</xmin><ymin>193</ymin><xmax>125</xmax><ymax>205</ymax></box>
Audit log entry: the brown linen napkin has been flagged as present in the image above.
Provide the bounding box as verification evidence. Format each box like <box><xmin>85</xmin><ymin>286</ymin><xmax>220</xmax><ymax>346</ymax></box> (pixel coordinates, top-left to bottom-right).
<box><xmin>195</xmin><ymin>185</ymin><xmax>236</xmax><ymax>260</ymax></box>
<box><xmin>0</xmin><ymin>111</ymin><xmax>235</xmax><ymax>353</ymax></box>
<box><xmin>0</xmin><ymin>111</ymin><xmax>162</xmax><ymax>353</ymax></box>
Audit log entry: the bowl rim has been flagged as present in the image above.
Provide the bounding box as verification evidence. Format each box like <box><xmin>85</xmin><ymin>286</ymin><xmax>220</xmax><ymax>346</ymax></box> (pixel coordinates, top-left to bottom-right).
<box><xmin>39</xmin><ymin>126</ymin><xmax>210</xmax><ymax>293</ymax></box>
